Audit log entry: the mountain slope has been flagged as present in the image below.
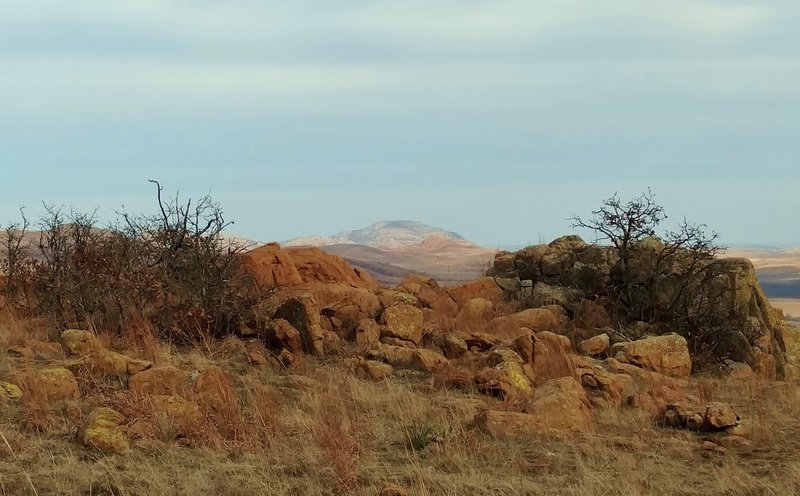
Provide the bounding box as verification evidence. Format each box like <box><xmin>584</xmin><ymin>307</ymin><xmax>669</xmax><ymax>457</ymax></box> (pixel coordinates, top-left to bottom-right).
<box><xmin>282</xmin><ymin>221</ymin><xmax>494</xmax><ymax>285</ymax></box>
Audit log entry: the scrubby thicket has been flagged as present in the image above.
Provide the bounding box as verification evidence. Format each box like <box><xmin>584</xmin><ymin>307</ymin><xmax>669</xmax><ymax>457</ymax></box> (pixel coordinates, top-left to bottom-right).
<box><xmin>1</xmin><ymin>189</ymin><xmax>800</xmax><ymax>495</ymax></box>
<box><xmin>1</xmin><ymin>181</ymin><xmax>267</xmax><ymax>342</ymax></box>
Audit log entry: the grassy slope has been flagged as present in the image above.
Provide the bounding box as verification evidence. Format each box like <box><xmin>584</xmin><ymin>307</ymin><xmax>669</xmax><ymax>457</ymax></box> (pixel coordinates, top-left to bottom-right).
<box><xmin>1</xmin><ymin>320</ymin><xmax>799</xmax><ymax>496</ymax></box>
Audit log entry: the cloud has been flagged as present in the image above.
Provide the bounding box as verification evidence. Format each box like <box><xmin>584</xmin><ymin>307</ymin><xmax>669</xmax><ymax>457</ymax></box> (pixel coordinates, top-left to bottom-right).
<box><xmin>0</xmin><ymin>1</ymin><xmax>798</xmax><ymax>245</ymax></box>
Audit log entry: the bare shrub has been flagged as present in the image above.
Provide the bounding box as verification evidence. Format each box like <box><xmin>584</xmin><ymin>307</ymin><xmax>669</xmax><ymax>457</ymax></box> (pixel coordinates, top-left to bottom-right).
<box><xmin>0</xmin><ymin>181</ymin><xmax>272</xmax><ymax>345</ymax></box>
<box><xmin>571</xmin><ymin>190</ymin><xmax>727</xmax><ymax>366</ymax></box>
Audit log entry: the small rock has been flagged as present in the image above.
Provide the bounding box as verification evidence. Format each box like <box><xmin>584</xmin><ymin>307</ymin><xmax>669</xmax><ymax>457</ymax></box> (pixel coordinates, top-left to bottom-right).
<box><xmin>354</xmin><ymin>360</ymin><xmax>394</xmax><ymax>381</ymax></box>
<box><xmin>270</xmin><ymin>319</ymin><xmax>304</xmax><ymax>354</ymax></box>
<box><xmin>128</xmin><ymin>366</ymin><xmax>188</xmax><ymax>396</ymax></box>
<box><xmin>79</xmin><ymin>407</ymin><xmax>129</xmax><ymax>453</ymax></box>
<box><xmin>412</xmin><ymin>349</ymin><xmax>449</xmax><ymax>372</ymax></box>
<box><xmin>0</xmin><ymin>381</ymin><xmax>23</xmax><ymax>400</ymax></box>
<box><xmin>355</xmin><ymin>319</ymin><xmax>381</xmax><ymax>348</ymax></box>
<box><xmin>578</xmin><ymin>333</ymin><xmax>610</xmax><ymax>356</ymax></box>
<box><xmin>700</xmin><ymin>440</ymin><xmax>726</xmax><ymax>455</ymax></box>
<box><xmin>61</xmin><ymin>329</ymin><xmax>102</xmax><ymax>357</ymax></box>
<box><xmin>443</xmin><ymin>333</ymin><xmax>468</xmax><ymax>358</ymax></box>
<box><xmin>703</xmin><ymin>402</ymin><xmax>739</xmax><ymax>431</ymax></box>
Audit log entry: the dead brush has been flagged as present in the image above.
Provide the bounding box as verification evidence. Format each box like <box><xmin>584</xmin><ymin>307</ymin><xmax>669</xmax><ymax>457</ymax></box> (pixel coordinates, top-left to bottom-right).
<box><xmin>314</xmin><ymin>385</ymin><xmax>361</xmax><ymax>493</ymax></box>
<box><xmin>240</xmin><ymin>380</ymin><xmax>283</xmax><ymax>450</ymax></box>
<box><xmin>113</xmin><ymin>317</ymin><xmax>162</xmax><ymax>363</ymax></box>
<box><xmin>72</xmin><ymin>363</ymin><xmax>127</xmax><ymax>400</ymax></box>
<box><xmin>697</xmin><ymin>377</ymin><xmax>716</xmax><ymax>404</ymax></box>
<box><xmin>432</xmin><ymin>365</ymin><xmax>475</xmax><ymax>393</ymax></box>
<box><xmin>744</xmin><ymin>379</ymin><xmax>775</xmax><ymax>447</ymax></box>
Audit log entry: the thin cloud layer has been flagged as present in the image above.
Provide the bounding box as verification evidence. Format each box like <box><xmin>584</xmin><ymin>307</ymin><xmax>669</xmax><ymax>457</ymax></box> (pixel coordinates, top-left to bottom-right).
<box><xmin>0</xmin><ymin>1</ymin><xmax>798</xmax><ymax>246</ymax></box>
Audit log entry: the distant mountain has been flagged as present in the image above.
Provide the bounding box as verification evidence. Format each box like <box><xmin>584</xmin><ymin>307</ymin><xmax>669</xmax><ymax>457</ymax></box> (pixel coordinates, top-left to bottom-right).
<box><xmin>284</xmin><ymin>220</ymin><xmax>465</xmax><ymax>250</ymax></box>
<box><xmin>282</xmin><ymin>221</ymin><xmax>494</xmax><ymax>285</ymax></box>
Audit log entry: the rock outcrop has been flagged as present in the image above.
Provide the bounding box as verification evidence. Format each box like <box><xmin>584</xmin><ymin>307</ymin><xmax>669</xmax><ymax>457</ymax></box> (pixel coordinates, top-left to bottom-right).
<box><xmin>487</xmin><ymin>237</ymin><xmax>795</xmax><ymax>379</ymax></box>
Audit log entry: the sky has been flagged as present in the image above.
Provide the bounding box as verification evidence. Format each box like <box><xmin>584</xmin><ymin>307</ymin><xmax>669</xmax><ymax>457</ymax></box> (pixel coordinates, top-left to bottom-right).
<box><xmin>1</xmin><ymin>1</ymin><xmax>798</xmax><ymax>248</ymax></box>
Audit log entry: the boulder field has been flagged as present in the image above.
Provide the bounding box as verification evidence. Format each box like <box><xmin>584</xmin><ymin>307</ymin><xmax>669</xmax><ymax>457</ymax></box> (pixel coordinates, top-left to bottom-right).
<box><xmin>2</xmin><ymin>238</ymin><xmax>797</xmax><ymax>454</ymax></box>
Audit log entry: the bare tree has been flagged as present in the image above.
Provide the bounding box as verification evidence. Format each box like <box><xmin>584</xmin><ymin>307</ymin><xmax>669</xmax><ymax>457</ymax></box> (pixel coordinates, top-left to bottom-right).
<box><xmin>571</xmin><ymin>190</ymin><xmax>723</xmax><ymax>326</ymax></box>
<box><xmin>119</xmin><ymin>180</ymin><xmax>270</xmax><ymax>341</ymax></box>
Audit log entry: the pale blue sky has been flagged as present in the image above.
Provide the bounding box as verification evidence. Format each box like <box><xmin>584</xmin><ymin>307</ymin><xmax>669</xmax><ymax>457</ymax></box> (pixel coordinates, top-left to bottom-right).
<box><xmin>1</xmin><ymin>1</ymin><xmax>798</xmax><ymax>247</ymax></box>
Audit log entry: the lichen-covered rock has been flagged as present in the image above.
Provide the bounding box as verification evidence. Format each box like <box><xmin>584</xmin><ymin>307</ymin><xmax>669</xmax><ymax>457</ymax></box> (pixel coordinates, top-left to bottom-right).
<box><xmin>355</xmin><ymin>318</ymin><xmax>381</xmax><ymax>348</ymax></box>
<box><xmin>61</xmin><ymin>329</ymin><xmax>103</xmax><ymax>357</ymax></box>
<box><xmin>475</xmin><ymin>361</ymin><xmax>533</xmax><ymax>398</ymax></box>
<box><xmin>10</xmin><ymin>368</ymin><xmax>79</xmax><ymax>402</ymax></box>
<box><xmin>454</xmin><ymin>298</ymin><xmax>495</xmax><ymax>334</ymax></box>
<box><xmin>0</xmin><ymin>381</ymin><xmax>23</xmax><ymax>400</ymax></box>
<box><xmin>476</xmin><ymin>377</ymin><xmax>592</xmax><ymax>437</ymax></box>
<box><xmin>79</xmin><ymin>407</ymin><xmax>129</xmax><ymax>453</ymax></box>
<box><xmin>616</xmin><ymin>334</ymin><xmax>692</xmax><ymax>378</ymax></box>
<box><xmin>579</xmin><ymin>333</ymin><xmax>610</xmax><ymax>356</ymax></box>
<box><xmin>380</xmin><ymin>304</ymin><xmax>424</xmax><ymax>345</ymax></box>
<box><xmin>412</xmin><ymin>349</ymin><xmax>449</xmax><ymax>372</ymax></box>
<box><xmin>523</xmin><ymin>377</ymin><xmax>593</xmax><ymax>431</ymax></box>
<box><xmin>366</xmin><ymin>344</ymin><xmax>416</xmax><ymax>368</ymax></box>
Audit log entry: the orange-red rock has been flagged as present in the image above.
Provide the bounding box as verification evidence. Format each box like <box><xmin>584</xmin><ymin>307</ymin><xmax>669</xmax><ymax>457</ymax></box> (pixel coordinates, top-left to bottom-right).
<box><xmin>240</xmin><ymin>242</ymin><xmax>304</xmax><ymax>287</ymax></box>
<box><xmin>286</xmin><ymin>247</ymin><xmax>379</xmax><ymax>289</ymax></box>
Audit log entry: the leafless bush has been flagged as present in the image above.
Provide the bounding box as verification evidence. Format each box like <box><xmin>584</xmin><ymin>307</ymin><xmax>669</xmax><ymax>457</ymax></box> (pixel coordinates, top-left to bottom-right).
<box><xmin>571</xmin><ymin>190</ymin><xmax>728</xmax><ymax>364</ymax></box>
<box><xmin>1</xmin><ymin>181</ymin><xmax>271</xmax><ymax>344</ymax></box>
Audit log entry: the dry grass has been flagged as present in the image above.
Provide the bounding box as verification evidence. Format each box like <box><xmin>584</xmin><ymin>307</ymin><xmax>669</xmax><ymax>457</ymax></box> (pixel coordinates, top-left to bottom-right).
<box><xmin>1</xmin><ymin>319</ymin><xmax>800</xmax><ymax>495</ymax></box>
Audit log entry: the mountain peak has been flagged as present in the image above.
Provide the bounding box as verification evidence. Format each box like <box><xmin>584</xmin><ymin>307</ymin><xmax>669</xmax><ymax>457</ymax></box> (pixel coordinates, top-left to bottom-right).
<box><xmin>284</xmin><ymin>220</ymin><xmax>466</xmax><ymax>249</ymax></box>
